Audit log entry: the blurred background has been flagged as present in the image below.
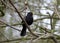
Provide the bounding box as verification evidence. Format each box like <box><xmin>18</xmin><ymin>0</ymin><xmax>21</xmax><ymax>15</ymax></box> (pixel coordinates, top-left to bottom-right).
<box><xmin>0</xmin><ymin>0</ymin><xmax>60</xmax><ymax>43</ymax></box>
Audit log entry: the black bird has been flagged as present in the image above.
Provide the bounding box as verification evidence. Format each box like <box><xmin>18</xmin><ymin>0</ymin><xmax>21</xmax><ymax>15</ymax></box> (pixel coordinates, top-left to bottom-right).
<box><xmin>20</xmin><ymin>12</ymin><xmax>33</xmax><ymax>36</ymax></box>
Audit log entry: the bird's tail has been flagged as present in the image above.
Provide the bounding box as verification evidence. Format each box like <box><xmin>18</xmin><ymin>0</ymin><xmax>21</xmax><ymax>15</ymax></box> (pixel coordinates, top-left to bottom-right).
<box><xmin>20</xmin><ymin>24</ymin><xmax>26</xmax><ymax>36</ymax></box>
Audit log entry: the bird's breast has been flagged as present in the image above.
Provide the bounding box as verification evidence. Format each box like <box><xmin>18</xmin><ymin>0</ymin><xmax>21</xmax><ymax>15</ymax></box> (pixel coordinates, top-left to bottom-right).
<box><xmin>26</xmin><ymin>17</ymin><xmax>33</xmax><ymax>25</ymax></box>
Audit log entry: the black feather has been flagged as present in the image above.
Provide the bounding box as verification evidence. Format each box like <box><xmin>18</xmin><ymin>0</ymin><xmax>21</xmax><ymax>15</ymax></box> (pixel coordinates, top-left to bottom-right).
<box><xmin>20</xmin><ymin>12</ymin><xmax>33</xmax><ymax>36</ymax></box>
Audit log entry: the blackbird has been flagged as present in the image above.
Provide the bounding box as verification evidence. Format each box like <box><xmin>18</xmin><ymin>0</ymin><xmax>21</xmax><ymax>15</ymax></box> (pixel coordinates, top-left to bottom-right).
<box><xmin>20</xmin><ymin>12</ymin><xmax>33</xmax><ymax>36</ymax></box>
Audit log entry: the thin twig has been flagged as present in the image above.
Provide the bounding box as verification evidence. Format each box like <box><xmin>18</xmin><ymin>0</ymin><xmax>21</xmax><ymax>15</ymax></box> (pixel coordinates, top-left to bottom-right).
<box><xmin>54</xmin><ymin>5</ymin><xmax>60</xmax><ymax>18</ymax></box>
<box><xmin>0</xmin><ymin>37</ymin><xmax>34</xmax><ymax>43</ymax></box>
<box><xmin>0</xmin><ymin>19</ymin><xmax>21</xmax><ymax>32</ymax></box>
<box><xmin>47</xmin><ymin>12</ymin><xmax>53</xmax><ymax>29</ymax></box>
<box><xmin>1</xmin><ymin>0</ymin><xmax>27</xmax><ymax>13</ymax></box>
<box><xmin>0</xmin><ymin>31</ymin><xmax>9</xmax><ymax>40</ymax></box>
<box><xmin>0</xmin><ymin>33</ymin><xmax>59</xmax><ymax>43</ymax></box>
<box><xmin>33</xmin><ymin>34</ymin><xmax>46</xmax><ymax>42</ymax></box>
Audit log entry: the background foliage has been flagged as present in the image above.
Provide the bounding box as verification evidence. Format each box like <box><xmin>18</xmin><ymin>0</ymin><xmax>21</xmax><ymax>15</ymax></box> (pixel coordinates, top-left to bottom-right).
<box><xmin>0</xmin><ymin>0</ymin><xmax>60</xmax><ymax>43</ymax></box>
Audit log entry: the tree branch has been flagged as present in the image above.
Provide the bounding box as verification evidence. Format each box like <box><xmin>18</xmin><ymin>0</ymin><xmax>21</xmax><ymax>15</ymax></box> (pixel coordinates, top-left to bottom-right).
<box><xmin>50</xmin><ymin>36</ymin><xmax>58</xmax><ymax>43</ymax></box>
<box><xmin>0</xmin><ymin>33</ymin><xmax>59</xmax><ymax>43</ymax></box>
<box><xmin>8</xmin><ymin>0</ymin><xmax>38</xmax><ymax>37</ymax></box>
<box><xmin>0</xmin><ymin>19</ymin><xmax>21</xmax><ymax>32</ymax></box>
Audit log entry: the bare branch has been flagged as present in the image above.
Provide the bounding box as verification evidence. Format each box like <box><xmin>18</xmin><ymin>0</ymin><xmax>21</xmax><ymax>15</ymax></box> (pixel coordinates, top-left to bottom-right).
<box><xmin>8</xmin><ymin>0</ymin><xmax>39</xmax><ymax>37</ymax></box>
<box><xmin>0</xmin><ymin>19</ymin><xmax>21</xmax><ymax>32</ymax></box>
<box><xmin>50</xmin><ymin>36</ymin><xmax>58</xmax><ymax>43</ymax></box>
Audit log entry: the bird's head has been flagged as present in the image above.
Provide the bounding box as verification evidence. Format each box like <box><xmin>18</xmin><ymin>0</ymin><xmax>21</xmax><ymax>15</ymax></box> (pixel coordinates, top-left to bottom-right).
<box><xmin>27</xmin><ymin>12</ymin><xmax>33</xmax><ymax>16</ymax></box>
